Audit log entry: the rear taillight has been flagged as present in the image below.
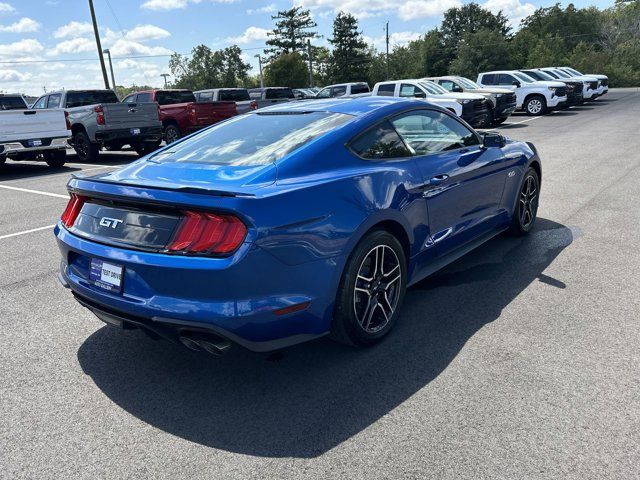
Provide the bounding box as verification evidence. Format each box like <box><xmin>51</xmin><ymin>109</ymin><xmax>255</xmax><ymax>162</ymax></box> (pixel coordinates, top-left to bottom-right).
<box><xmin>189</xmin><ymin>105</ymin><xmax>197</xmax><ymax>121</ymax></box>
<box><xmin>60</xmin><ymin>193</ymin><xmax>86</xmax><ymax>228</ymax></box>
<box><xmin>94</xmin><ymin>105</ymin><xmax>105</xmax><ymax>125</ymax></box>
<box><xmin>167</xmin><ymin>211</ymin><xmax>247</xmax><ymax>255</ymax></box>
<box><xmin>64</xmin><ymin>110</ymin><xmax>71</xmax><ymax>130</ymax></box>
<box><xmin>250</xmin><ymin>101</ymin><xmax>258</xmax><ymax>110</ymax></box>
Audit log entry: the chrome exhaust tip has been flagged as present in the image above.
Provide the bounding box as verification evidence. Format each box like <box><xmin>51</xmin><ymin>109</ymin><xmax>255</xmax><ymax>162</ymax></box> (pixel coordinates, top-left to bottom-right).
<box><xmin>179</xmin><ymin>332</ymin><xmax>231</xmax><ymax>357</ymax></box>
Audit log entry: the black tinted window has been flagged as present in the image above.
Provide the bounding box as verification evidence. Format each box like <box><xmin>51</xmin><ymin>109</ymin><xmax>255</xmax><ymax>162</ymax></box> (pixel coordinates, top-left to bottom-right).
<box><xmin>497</xmin><ymin>74</ymin><xmax>515</xmax><ymax>85</ymax></box>
<box><xmin>265</xmin><ymin>88</ymin><xmax>294</xmax><ymax>99</ymax></box>
<box><xmin>0</xmin><ymin>96</ymin><xmax>27</xmax><ymax>110</ymax></box>
<box><xmin>350</xmin><ymin>121</ymin><xmax>411</xmax><ymax>159</ymax></box>
<box><xmin>377</xmin><ymin>84</ymin><xmax>395</xmax><ymax>96</ymax></box>
<box><xmin>544</xmin><ymin>70</ymin><xmax>559</xmax><ymax>79</ymax></box>
<box><xmin>521</xmin><ymin>70</ymin><xmax>541</xmax><ymax>80</ymax></box>
<box><xmin>351</xmin><ymin>84</ymin><xmax>369</xmax><ymax>94</ymax></box>
<box><xmin>155</xmin><ymin>90</ymin><xmax>196</xmax><ymax>105</ymax></box>
<box><xmin>391</xmin><ymin>110</ymin><xmax>479</xmax><ymax>155</ymax></box>
<box><xmin>219</xmin><ymin>90</ymin><xmax>250</xmax><ymax>101</ymax></box>
<box><xmin>481</xmin><ymin>74</ymin><xmax>495</xmax><ymax>85</ymax></box>
<box><xmin>332</xmin><ymin>86</ymin><xmax>347</xmax><ymax>97</ymax></box>
<box><xmin>66</xmin><ymin>90</ymin><xmax>119</xmax><ymax>108</ymax></box>
<box><xmin>136</xmin><ymin>92</ymin><xmax>152</xmax><ymax>102</ymax></box>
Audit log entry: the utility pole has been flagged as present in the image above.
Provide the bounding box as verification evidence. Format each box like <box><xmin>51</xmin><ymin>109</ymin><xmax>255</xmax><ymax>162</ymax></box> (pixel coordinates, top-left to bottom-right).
<box><xmin>160</xmin><ymin>74</ymin><xmax>170</xmax><ymax>88</ymax></box>
<box><xmin>103</xmin><ymin>49</ymin><xmax>116</xmax><ymax>93</ymax></box>
<box><xmin>385</xmin><ymin>21</ymin><xmax>390</xmax><ymax>81</ymax></box>
<box><xmin>307</xmin><ymin>39</ymin><xmax>314</xmax><ymax>88</ymax></box>
<box><xmin>255</xmin><ymin>54</ymin><xmax>264</xmax><ymax>88</ymax></box>
<box><xmin>88</xmin><ymin>0</ymin><xmax>110</xmax><ymax>89</ymax></box>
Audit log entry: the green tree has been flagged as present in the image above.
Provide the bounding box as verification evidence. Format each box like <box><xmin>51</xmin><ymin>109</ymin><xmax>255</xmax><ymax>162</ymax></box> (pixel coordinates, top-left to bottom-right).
<box><xmin>449</xmin><ymin>28</ymin><xmax>513</xmax><ymax>78</ymax></box>
<box><xmin>525</xmin><ymin>34</ymin><xmax>567</xmax><ymax>67</ymax></box>
<box><xmin>169</xmin><ymin>45</ymin><xmax>251</xmax><ymax>90</ymax></box>
<box><xmin>265</xmin><ymin>7</ymin><xmax>317</xmax><ymax>58</ymax></box>
<box><xmin>441</xmin><ymin>3</ymin><xmax>511</xmax><ymax>49</ymax></box>
<box><xmin>310</xmin><ymin>45</ymin><xmax>331</xmax><ymax>86</ymax></box>
<box><xmin>327</xmin><ymin>12</ymin><xmax>371</xmax><ymax>83</ymax></box>
<box><xmin>264</xmin><ymin>52</ymin><xmax>309</xmax><ymax>88</ymax></box>
<box><xmin>115</xmin><ymin>84</ymin><xmax>152</xmax><ymax>99</ymax></box>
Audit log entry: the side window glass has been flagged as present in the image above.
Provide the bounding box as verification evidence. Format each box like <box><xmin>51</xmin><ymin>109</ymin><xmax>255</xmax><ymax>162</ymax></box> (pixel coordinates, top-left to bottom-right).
<box><xmin>315</xmin><ymin>88</ymin><xmax>331</xmax><ymax>98</ymax></box>
<box><xmin>481</xmin><ymin>74</ymin><xmax>494</xmax><ymax>85</ymax></box>
<box><xmin>136</xmin><ymin>93</ymin><xmax>152</xmax><ymax>102</ymax></box>
<box><xmin>32</xmin><ymin>96</ymin><xmax>47</xmax><ymax>109</ymax></box>
<box><xmin>440</xmin><ymin>80</ymin><xmax>455</xmax><ymax>91</ymax></box>
<box><xmin>332</xmin><ymin>86</ymin><xmax>347</xmax><ymax>97</ymax></box>
<box><xmin>391</xmin><ymin>110</ymin><xmax>480</xmax><ymax>156</ymax></box>
<box><xmin>497</xmin><ymin>74</ymin><xmax>515</xmax><ymax>85</ymax></box>
<box><xmin>46</xmin><ymin>94</ymin><xmax>62</xmax><ymax>108</ymax></box>
<box><xmin>123</xmin><ymin>94</ymin><xmax>136</xmax><ymax>103</ymax></box>
<box><xmin>350</xmin><ymin>120</ymin><xmax>411</xmax><ymax>160</ymax></box>
<box><xmin>377</xmin><ymin>84</ymin><xmax>396</xmax><ymax>96</ymax></box>
<box><xmin>399</xmin><ymin>84</ymin><xmax>416</xmax><ymax>97</ymax></box>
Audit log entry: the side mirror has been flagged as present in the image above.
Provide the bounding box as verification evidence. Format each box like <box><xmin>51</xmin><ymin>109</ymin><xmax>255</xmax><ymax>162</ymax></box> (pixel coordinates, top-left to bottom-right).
<box><xmin>452</xmin><ymin>85</ymin><xmax>463</xmax><ymax>93</ymax></box>
<box><xmin>483</xmin><ymin>132</ymin><xmax>505</xmax><ymax>148</ymax></box>
<box><xmin>414</xmin><ymin>92</ymin><xmax>426</xmax><ymax>99</ymax></box>
<box><xmin>512</xmin><ymin>80</ymin><xmax>521</xmax><ymax>88</ymax></box>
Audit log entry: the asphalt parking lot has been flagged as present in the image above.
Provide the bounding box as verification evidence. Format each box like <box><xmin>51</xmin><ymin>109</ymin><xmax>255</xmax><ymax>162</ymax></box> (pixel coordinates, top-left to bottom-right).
<box><xmin>1</xmin><ymin>88</ymin><xmax>639</xmax><ymax>479</ymax></box>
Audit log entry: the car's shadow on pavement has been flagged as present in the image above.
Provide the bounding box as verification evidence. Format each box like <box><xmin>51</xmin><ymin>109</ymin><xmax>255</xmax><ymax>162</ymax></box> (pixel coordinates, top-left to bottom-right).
<box><xmin>77</xmin><ymin>218</ymin><xmax>574</xmax><ymax>458</ymax></box>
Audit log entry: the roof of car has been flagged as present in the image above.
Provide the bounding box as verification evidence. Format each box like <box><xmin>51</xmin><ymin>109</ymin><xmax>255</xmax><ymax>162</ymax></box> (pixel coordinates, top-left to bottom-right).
<box><xmin>257</xmin><ymin>96</ymin><xmax>440</xmax><ymax>117</ymax></box>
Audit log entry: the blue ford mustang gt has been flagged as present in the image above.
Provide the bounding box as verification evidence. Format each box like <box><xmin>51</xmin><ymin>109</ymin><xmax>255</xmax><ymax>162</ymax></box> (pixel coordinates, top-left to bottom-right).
<box><xmin>56</xmin><ymin>97</ymin><xmax>541</xmax><ymax>355</ymax></box>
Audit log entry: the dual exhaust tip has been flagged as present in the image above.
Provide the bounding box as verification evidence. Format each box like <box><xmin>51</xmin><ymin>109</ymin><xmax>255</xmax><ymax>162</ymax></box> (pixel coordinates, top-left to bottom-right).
<box><xmin>179</xmin><ymin>332</ymin><xmax>231</xmax><ymax>357</ymax></box>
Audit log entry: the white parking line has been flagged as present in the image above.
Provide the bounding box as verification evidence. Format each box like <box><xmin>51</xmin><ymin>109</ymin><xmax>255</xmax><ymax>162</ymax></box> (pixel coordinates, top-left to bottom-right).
<box><xmin>0</xmin><ymin>224</ymin><xmax>56</xmax><ymax>241</ymax></box>
<box><xmin>78</xmin><ymin>165</ymin><xmax>119</xmax><ymax>172</ymax></box>
<box><xmin>0</xmin><ymin>184</ymin><xmax>68</xmax><ymax>199</ymax></box>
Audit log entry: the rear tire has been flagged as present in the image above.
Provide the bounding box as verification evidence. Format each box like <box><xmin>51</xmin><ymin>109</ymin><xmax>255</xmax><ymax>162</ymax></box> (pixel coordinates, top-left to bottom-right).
<box><xmin>509</xmin><ymin>167</ymin><xmax>540</xmax><ymax>236</ymax></box>
<box><xmin>330</xmin><ymin>230</ymin><xmax>407</xmax><ymax>347</ymax></box>
<box><xmin>492</xmin><ymin>116</ymin><xmax>508</xmax><ymax>126</ymax></box>
<box><xmin>164</xmin><ymin>124</ymin><xmax>180</xmax><ymax>144</ymax></box>
<box><xmin>44</xmin><ymin>149</ymin><xmax>66</xmax><ymax>168</ymax></box>
<box><xmin>133</xmin><ymin>140</ymin><xmax>161</xmax><ymax>157</ymax></box>
<box><xmin>73</xmin><ymin>130</ymin><xmax>99</xmax><ymax>162</ymax></box>
<box><xmin>524</xmin><ymin>95</ymin><xmax>547</xmax><ymax>116</ymax></box>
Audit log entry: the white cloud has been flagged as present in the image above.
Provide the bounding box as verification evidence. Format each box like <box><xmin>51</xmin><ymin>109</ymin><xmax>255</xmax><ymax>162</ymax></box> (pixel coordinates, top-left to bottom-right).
<box><xmin>482</xmin><ymin>0</ymin><xmax>535</xmax><ymax>28</ymax></box>
<box><xmin>398</xmin><ymin>0</ymin><xmax>462</xmax><ymax>20</ymax></box>
<box><xmin>0</xmin><ymin>17</ymin><xmax>40</xmax><ymax>33</ymax></box>
<box><xmin>0</xmin><ymin>39</ymin><xmax>44</xmax><ymax>60</ymax></box>
<box><xmin>123</xmin><ymin>24</ymin><xmax>171</xmax><ymax>42</ymax></box>
<box><xmin>47</xmin><ymin>37</ymin><xmax>95</xmax><ymax>56</ymax></box>
<box><xmin>247</xmin><ymin>3</ymin><xmax>277</xmax><ymax>14</ymax></box>
<box><xmin>0</xmin><ymin>69</ymin><xmax>31</xmax><ymax>82</ymax></box>
<box><xmin>0</xmin><ymin>2</ymin><xmax>15</xmax><ymax>14</ymax></box>
<box><xmin>225</xmin><ymin>26</ymin><xmax>269</xmax><ymax>44</ymax></box>
<box><xmin>297</xmin><ymin>0</ymin><xmax>459</xmax><ymax>19</ymax></box>
<box><xmin>53</xmin><ymin>21</ymin><xmax>94</xmax><ymax>39</ymax></box>
<box><xmin>108</xmin><ymin>38</ymin><xmax>173</xmax><ymax>56</ymax></box>
<box><xmin>141</xmin><ymin>0</ymin><xmax>199</xmax><ymax>10</ymax></box>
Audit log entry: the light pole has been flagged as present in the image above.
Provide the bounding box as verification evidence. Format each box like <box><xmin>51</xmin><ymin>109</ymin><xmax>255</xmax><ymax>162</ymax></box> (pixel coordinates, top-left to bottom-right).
<box><xmin>103</xmin><ymin>48</ymin><xmax>116</xmax><ymax>93</ymax></box>
<box><xmin>160</xmin><ymin>74</ymin><xmax>170</xmax><ymax>88</ymax></box>
<box><xmin>88</xmin><ymin>0</ymin><xmax>110</xmax><ymax>89</ymax></box>
<box><xmin>255</xmin><ymin>54</ymin><xmax>264</xmax><ymax>88</ymax></box>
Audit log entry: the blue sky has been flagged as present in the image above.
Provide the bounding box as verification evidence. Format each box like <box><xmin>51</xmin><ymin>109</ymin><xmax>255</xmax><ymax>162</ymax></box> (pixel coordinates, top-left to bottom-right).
<box><xmin>0</xmin><ymin>0</ymin><xmax>614</xmax><ymax>95</ymax></box>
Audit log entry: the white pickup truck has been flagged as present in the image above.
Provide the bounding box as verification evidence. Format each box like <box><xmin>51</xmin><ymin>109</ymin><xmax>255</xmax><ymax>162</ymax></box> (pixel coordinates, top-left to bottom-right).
<box><xmin>476</xmin><ymin>70</ymin><xmax>567</xmax><ymax>115</ymax></box>
<box><xmin>314</xmin><ymin>82</ymin><xmax>371</xmax><ymax>98</ymax></box>
<box><xmin>0</xmin><ymin>94</ymin><xmax>70</xmax><ymax>168</ymax></box>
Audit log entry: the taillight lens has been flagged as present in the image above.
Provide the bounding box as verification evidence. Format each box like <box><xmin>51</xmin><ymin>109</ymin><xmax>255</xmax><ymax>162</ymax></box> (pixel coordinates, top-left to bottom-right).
<box><xmin>64</xmin><ymin>110</ymin><xmax>71</xmax><ymax>130</ymax></box>
<box><xmin>250</xmin><ymin>101</ymin><xmax>258</xmax><ymax>110</ymax></box>
<box><xmin>94</xmin><ymin>105</ymin><xmax>105</xmax><ymax>125</ymax></box>
<box><xmin>167</xmin><ymin>211</ymin><xmax>246</xmax><ymax>255</ymax></box>
<box><xmin>60</xmin><ymin>193</ymin><xmax>86</xmax><ymax>228</ymax></box>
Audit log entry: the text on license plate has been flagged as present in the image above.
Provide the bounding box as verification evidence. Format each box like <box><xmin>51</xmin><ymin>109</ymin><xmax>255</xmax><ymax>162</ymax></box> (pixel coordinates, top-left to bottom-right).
<box><xmin>131</xmin><ymin>128</ymin><xmax>141</xmax><ymax>135</ymax></box>
<box><xmin>89</xmin><ymin>259</ymin><xmax>123</xmax><ymax>293</ymax></box>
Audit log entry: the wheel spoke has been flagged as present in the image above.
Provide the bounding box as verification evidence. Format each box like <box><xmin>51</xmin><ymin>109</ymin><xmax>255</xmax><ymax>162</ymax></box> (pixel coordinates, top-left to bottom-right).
<box><xmin>382</xmin><ymin>274</ymin><xmax>401</xmax><ymax>291</ymax></box>
<box><xmin>363</xmin><ymin>302</ymin><xmax>377</xmax><ymax>330</ymax></box>
<box><xmin>383</xmin><ymin>264</ymin><xmax>399</xmax><ymax>279</ymax></box>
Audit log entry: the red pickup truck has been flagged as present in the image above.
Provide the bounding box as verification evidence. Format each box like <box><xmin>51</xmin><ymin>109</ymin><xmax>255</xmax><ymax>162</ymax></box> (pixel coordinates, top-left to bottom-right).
<box><xmin>122</xmin><ymin>89</ymin><xmax>237</xmax><ymax>143</ymax></box>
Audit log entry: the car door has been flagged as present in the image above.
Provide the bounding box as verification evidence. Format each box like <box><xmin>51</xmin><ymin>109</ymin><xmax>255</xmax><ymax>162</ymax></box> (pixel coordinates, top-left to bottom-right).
<box><xmin>390</xmin><ymin>109</ymin><xmax>508</xmax><ymax>257</ymax></box>
<box><xmin>495</xmin><ymin>73</ymin><xmax>523</xmax><ymax>105</ymax></box>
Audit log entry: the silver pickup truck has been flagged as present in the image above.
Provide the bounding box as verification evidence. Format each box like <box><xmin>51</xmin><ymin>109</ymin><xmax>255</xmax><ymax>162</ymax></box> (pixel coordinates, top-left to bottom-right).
<box><xmin>0</xmin><ymin>94</ymin><xmax>70</xmax><ymax>168</ymax></box>
<box><xmin>31</xmin><ymin>89</ymin><xmax>162</xmax><ymax>162</ymax></box>
<box><xmin>194</xmin><ymin>88</ymin><xmax>257</xmax><ymax>114</ymax></box>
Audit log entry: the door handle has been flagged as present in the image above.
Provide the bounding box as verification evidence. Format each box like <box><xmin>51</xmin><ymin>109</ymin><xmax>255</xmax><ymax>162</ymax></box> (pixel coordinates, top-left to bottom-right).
<box><xmin>429</xmin><ymin>174</ymin><xmax>449</xmax><ymax>185</ymax></box>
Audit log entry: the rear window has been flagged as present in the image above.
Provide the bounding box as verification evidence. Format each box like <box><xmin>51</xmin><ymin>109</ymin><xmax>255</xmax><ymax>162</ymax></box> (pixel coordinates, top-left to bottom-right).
<box><xmin>150</xmin><ymin>112</ymin><xmax>352</xmax><ymax>166</ymax></box>
<box><xmin>219</xmin><ymin>89</ymin><xmax>250</xmax><ymax>101</ymax></box>
<box><xmin>155</xmin><ymin>90</ymin><xmax>196</xmax><ymax>105</ymax></box>
<box><xmin>351</xmin><ymin>84</ymin><xmax>370</xmax><ymax>94</ymax></box>
<box><xmin>66</xmin><ymin>90</ymin><xmax>119</xmax><ymax>108</ymax></box>
<box><xmin>377</xmin><ymin>84</ymin><xmax>395</xmax><ymax>96</ymax></box>
<box><xmin>0</xmin><ymin>96</ymin><xmax>27</xmax><ymax>110</ymax></box>
<box><xmin>265</xmin><ymin>88</ymin><xmax>294</xmax><ymax>99</ymax></box>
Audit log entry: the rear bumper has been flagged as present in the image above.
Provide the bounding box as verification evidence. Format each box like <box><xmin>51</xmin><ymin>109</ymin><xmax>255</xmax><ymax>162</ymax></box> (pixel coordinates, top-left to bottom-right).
<box><xmin>0</xmin><ymin>136</ymin><xmax>68</xmax><ymax>155</ymax></box>
<box><xmin>55</xmin><ymin>223</ymin><xmax>338</xmax><ymax>352</ymax></box>
<box><xmin>94</xmin><ymin>126</ymin><xmax>163</xmax><ymax>143</ymax></box>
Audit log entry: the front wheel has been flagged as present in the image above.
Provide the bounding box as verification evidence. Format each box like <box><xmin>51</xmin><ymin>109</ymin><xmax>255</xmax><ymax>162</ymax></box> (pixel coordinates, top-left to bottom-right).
<box><xmin>524</xmin><ymin>96</ymin><xmax>547</xmax><ymax>116</ymax></box>
<box><xmin>331</xmin><ymin>230</ymin><xmax>407</xmax><ymax>346</ymax></box>
<box><xmin>509</xmin><ymin>167</ymin><xmax>540</xmax><ymax>236</ymax></box>
<box><xmin>44</xmin><ymin>149</ymin><xmax>66</xmax><ymax>168</ymax></box>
